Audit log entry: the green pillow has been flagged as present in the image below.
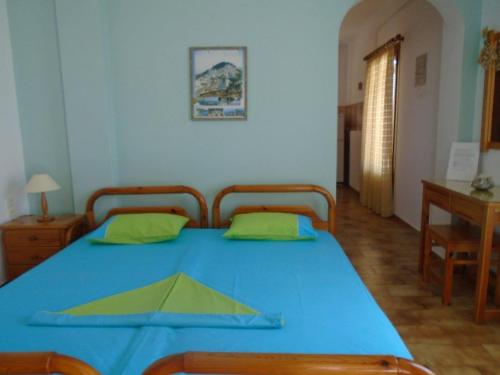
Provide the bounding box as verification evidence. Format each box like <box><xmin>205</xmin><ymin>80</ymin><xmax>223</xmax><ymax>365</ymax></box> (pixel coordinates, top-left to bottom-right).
<box><xmin>223</xmin><ymin>212</ymin><xmax>318</xmax><ymax>240</ymax></box>
<box><xmin>89</xmin><ymin>213</ymin><xmax>189</xmax><ymax>244</ymax></box>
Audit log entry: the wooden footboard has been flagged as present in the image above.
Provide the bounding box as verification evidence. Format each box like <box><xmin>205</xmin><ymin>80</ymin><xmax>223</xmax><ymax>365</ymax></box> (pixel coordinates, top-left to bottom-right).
<box><xmin>143</xmin><ymin>352</ymin><xmax>434</xmax><ymax>375</ymax></box>
<box><xmin>0</xmin><ymin>352</ymin><xmax>99</xmax><ymax>375</ymax></box>
<box><xmin>0</xmin><ymin>351</ymin><xmax>434</xmax><ymax>375</ymax></box>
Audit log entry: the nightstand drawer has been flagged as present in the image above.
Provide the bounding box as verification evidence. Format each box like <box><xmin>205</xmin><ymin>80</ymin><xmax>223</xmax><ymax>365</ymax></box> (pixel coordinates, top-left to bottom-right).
<box><xmin>6</xmin><ymin>246</ymin><xmax>60</xmax><ymax>265</ymax></box>
<box><xmin>3</xmin><ymin>229</ymin><xmax>61</xmax><ymax>247</ymax></box>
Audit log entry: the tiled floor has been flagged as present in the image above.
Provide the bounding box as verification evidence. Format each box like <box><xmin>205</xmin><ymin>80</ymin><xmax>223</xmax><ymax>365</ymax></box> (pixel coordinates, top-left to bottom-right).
<box><xmin>335</xmin><ymin>186</ymin><xmax>500</xmax><ymax>375</ymax></box>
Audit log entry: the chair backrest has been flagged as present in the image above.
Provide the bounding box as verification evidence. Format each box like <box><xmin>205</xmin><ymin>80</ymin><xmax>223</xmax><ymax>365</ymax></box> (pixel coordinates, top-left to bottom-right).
<box><xmin>0</xmin><ymin>352</ymin><xmax>99</xmax><ymax>375</ymax></box>
<box><xmin>143</xmin><ymin>352</ymin><xmax>435</xmax><ymax>375</ymax></box>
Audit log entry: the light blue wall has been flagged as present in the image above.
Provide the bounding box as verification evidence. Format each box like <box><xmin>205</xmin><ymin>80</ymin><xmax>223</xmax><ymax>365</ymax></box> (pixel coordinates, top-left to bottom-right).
<box><xmin>5</xmin><ymin>0</ymin><xmax>493</xmax><ymax>220</ymax></box>
<box><xmin>6</xmin><ymin>0</ymin><xmax>73</xmax><ymax>215</ymax></box>
<box><xmin>12</xmin><ymin>0</ymin><xmax>352</xmax><ymax>218</ymax></box>
<box><xmin>454</xmin><ymin>0</ymin><xmax>483</xmax><ymax>142</ymax></box>
<box><xmin>54</xmin><ymin>0</ymin><xmax>118</xmax><ymax>212</ymax></box>
<box><xmin>105</xmin><ymin>0</ymin><xmax>350</xmax><ymax>216</ymax></box>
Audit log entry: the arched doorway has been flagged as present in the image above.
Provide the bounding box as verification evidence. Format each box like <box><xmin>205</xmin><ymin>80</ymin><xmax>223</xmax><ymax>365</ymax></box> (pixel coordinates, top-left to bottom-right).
<box><xmin>337</xmin><ymin>0</ymin><xmax>464</xmax><ymax>230</ymax></box>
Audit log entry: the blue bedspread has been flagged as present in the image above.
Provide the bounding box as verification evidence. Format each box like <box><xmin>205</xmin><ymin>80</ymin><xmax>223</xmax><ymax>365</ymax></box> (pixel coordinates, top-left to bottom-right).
<box><xmin>0</xmin><ymin>229</ymin><xmax>411</xmax><ymax>374</ymax></box>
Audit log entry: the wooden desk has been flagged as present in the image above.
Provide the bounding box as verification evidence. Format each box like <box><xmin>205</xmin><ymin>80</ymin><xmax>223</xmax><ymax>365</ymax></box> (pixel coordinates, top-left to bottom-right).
<box><xmin>420</xmin><ymin>180</ymin><xmax>500</xmax><ymax>323</ymax></box>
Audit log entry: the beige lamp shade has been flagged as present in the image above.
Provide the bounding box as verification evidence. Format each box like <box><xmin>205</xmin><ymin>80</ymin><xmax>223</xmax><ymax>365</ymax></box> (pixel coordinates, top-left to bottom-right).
<box><xmin>25</xmin><ymin>174</ymin><xmax>61</xmax><ymax>193</ymax></box>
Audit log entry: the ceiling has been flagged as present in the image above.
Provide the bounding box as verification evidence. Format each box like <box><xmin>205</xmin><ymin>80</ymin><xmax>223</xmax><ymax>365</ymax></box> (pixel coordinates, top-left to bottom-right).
<box><xmin>340</xmin><ymin>0</ymin><xmax>411</xmax><ymax>43</ymax></box>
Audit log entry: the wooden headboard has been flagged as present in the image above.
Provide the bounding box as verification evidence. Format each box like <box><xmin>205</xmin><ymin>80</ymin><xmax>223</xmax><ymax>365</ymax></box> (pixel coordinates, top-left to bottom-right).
<box><xmin>212</xmin><ymin>184</ymin><xmax>336</xmax><ymax>235</ymax></box>
<box><xmin>85</xmin><ymin>185</ymin><xmax>208</xmax><ymax>230</ymax></box>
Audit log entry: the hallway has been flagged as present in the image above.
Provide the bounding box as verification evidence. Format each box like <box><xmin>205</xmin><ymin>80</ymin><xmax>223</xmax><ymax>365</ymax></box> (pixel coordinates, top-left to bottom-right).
<box><xmin>335</xmin><ymin>186</ymin><xmax>500</xmax><ymax>374</ymax></box>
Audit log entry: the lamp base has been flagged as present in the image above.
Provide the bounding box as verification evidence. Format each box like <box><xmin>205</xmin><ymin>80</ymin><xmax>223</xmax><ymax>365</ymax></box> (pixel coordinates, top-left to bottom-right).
<box><xmin>37</xmin><ymin>215</ymin><xmax>55</xmax><ymax>223</ymax></box>
<box><xmin>38</xmin><ymin>192</ymin><xmax>54</xmax><ymax>223</ymax></box>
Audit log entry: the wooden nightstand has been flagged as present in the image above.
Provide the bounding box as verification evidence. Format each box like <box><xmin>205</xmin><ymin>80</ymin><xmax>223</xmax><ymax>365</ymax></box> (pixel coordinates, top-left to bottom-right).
<box><xmin>1</xmin><ymin>214</ymin><xmax>87</xmax><ymax>281</ymax></box>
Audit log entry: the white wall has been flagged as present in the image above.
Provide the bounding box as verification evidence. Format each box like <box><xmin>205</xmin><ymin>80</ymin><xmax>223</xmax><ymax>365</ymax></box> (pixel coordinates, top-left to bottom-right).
<box><xmin>378</xmin><ymin>0</ymin><xmax>443</xmax><ymax>229</ymax></box>
<box><xmin>339</xmin><ymin>28</ymin><xmax>377</xmax><ymax>105</ymax></box>
<box><xmin>0</xmin><ymin>0</ymin><xmax>29</xmax><ymax>284</ymax></box>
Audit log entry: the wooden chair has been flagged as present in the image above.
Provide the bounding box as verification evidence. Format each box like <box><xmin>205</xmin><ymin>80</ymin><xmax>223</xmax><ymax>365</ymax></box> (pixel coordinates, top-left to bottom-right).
<box><xmin>423</xmin><ymin>224</ymin><xmax>500</xmax><ymax>305</ymax></box>
<box><xmin>0</xmin><ymin>352</ymin><xmax>99</xmax><ymax>375</ymax></box>
<box><xmin>143</xmin><ymin>352</ymin><xmax>435</xmax><ymax>375</ymax></box>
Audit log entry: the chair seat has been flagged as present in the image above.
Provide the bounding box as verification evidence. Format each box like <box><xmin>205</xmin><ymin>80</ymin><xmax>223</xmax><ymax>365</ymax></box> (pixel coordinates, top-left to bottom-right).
<box><xmin>428</xmin><ymin>225</ymin><xmax>500</xmax><ymax>251</ymax></box>
<box><xmin>424</xmin><ymin>224</ymin><xmax>500</xmax><ymax>305</ymax></box>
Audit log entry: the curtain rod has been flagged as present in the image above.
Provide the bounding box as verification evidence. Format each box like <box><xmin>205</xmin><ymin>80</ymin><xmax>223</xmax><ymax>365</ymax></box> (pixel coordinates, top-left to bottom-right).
<box><xmin>363</xmin><ymin>34</ymin><xmax>405</xmax><ymax>61</ymax></box>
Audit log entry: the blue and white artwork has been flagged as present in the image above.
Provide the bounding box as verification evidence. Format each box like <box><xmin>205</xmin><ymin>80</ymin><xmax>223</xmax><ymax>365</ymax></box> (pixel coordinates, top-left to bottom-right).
<box><xmin>190</xmin><ymin>47</ymin><xmax>247</xmax><ymax>120</ymax></box>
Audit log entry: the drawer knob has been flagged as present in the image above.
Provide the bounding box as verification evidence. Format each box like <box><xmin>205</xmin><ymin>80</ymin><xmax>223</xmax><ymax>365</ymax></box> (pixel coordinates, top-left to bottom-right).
<box><xmin>29</xmin><ymin>235</ymin><xmax>38</xmax><ymax>241</ymax></box>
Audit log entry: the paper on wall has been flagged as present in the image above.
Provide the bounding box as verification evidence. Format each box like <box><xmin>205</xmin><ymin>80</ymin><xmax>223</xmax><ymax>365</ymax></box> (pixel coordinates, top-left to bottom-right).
<box><xmin>445</xmin><ymin>142</ymin><xmax>480</xmax><ymax>181</ymax></box>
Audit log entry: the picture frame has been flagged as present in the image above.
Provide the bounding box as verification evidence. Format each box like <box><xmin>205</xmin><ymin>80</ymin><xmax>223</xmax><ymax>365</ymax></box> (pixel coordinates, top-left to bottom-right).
<box><xmin>190</xmin><ymin>47</ymin><xmax>247</xmax><ymax>120</ymax></box>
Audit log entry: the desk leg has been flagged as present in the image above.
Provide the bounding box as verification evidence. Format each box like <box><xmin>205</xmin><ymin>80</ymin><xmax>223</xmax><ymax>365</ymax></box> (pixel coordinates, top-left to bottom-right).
<box><xmin>474</xmin><ymin>207</ymin><xmax>495</xmax><ymax>324</ymax></box>
<box><xmin>419</xmin><ymin>191</ymin><xmax>430</xmax><ymax>274</ymax></box>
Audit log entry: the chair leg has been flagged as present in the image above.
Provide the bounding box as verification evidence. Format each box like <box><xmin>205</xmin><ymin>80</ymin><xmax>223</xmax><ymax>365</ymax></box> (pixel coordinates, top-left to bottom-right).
<box><xmin>443</xmin><ymin>249</ymin><xmax>454</xmax><ymax>305</ymax></box>
<box><xmin>422</xmin><ymin>229</ymin><xmax>433</xmax><ymax>282</ymax></box>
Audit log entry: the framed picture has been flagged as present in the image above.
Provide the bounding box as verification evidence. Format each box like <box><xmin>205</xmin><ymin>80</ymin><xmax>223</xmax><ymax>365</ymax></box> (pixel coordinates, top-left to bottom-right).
<box><xmin>190</xmin><ymin>47</ymin><xmax>247</xmax><ymax>120</ymax></box>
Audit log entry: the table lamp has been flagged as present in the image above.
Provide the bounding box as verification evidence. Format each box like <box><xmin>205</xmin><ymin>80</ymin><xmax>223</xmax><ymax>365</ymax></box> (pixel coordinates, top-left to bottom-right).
<box><xmin>25</xmin><ymin>174</ymin><xmax>61</xmax><ymax>223</ymax></box>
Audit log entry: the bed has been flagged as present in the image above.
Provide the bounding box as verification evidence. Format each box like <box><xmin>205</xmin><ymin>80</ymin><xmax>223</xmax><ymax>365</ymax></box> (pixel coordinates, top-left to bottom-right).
<box><xmin>0</xmin><ymin>184</ymin><xmax>427</xmax><ymax>374</ymax></box>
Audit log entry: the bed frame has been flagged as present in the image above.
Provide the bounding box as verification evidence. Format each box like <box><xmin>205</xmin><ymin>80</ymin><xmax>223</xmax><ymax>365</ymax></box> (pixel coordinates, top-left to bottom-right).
<box><xmin>143</xmin><ymin>352</ymin><xmax>435</xmax><ymax>375</ymax></box>
<box><xmin>0</xmin><ymin>352</ymin><xmax>434</xmax><ymax>375</ymax></box>
<box><xmin>212</xmin><ymin>184</ymin><xmax>336</xmax><ymax>235</ymax></box>
<box><xmin>85</xmin><ymin>185</ymin><xmax>208</xmax><ymax>230</ymax></box>
<box><xmin>2</xmin><ymin>184</ymin><xmax>434</xmax><ymax>374</ymax></box>
<box><xmin>0</xmin><ymin>352</ymin><xmax>99</xmax><ymax>375</ymax></box>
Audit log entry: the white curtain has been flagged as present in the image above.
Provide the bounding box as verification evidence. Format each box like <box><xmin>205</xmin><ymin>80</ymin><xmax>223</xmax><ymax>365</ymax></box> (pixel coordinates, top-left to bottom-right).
<box><xmin>360</xmin><ymin>46</ymin><xmax>397</xmax><ymax>217</ymax></box>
